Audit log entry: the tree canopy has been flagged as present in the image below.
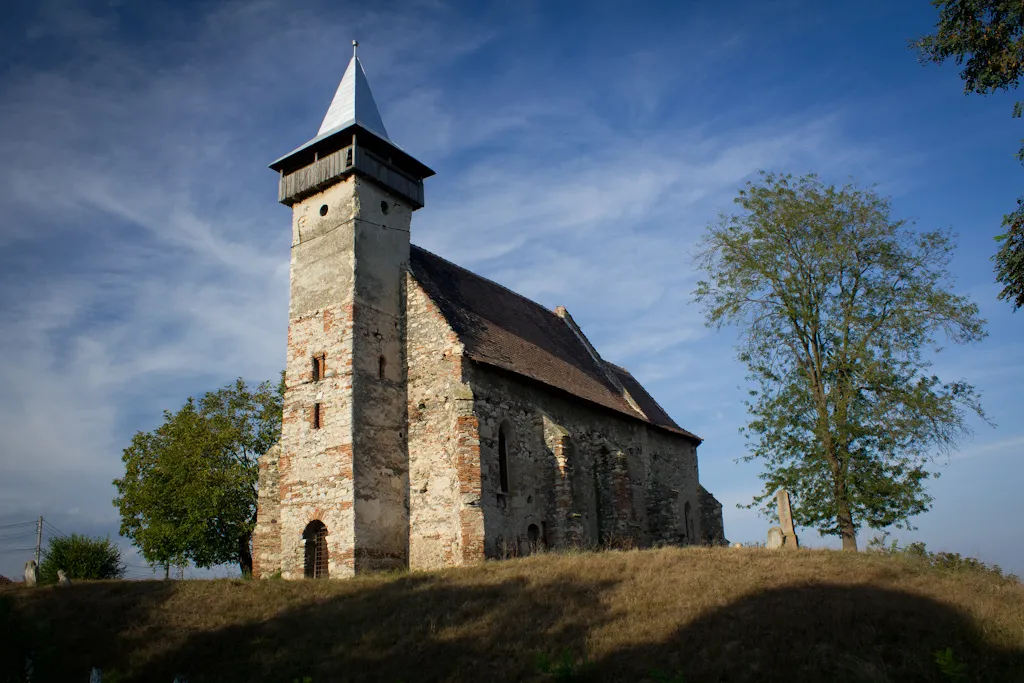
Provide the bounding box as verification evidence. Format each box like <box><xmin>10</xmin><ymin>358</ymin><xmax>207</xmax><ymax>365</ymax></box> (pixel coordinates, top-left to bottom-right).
<box><xmin>913</xmin><ymin>0</ymin><xmax>1024</xmax><ymax>310</ymax></box>
<box><xmin>38</xmin><ymin>534</ymin><xmax>125</xmax><ymax>584</ymax></box>
<box><xmin>113</xmin><ymin>377</ymin><xmax>283</xmax><ymax>576</ymax></box>
<box><xmin>694</xmin><ymin>172</ymin><xmax>989</xmax><ymax>550</ymax></box>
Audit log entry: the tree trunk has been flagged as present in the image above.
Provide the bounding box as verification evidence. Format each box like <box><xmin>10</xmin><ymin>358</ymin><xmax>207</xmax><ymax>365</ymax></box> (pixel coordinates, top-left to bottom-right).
<box><xmin>238</xmin><ymin>534</ymin><xmax>253</xmax><ymax>577</ymax></box>
<box><xmin>830</xmin><ymin>462</ymin><xmax>859</xmax><ymax>551</ymax></box>
<box><xmin>836</xmin><ymin>493</ymin><xmax>858</xmax><ymax>551</ymax></box>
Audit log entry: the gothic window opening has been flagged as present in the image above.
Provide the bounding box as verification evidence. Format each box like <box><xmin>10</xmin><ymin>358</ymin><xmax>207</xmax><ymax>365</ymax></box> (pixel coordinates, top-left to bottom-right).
<box><xmin>498</xmin><ymin>422</ymin><xmax>510</xmax><ymax>493</ymax></box>
<box><xmin>684</xmin><ymin>501</ymin><xmax>693</xmax><ymax>544</ymax></box>
<box><xmin>303</xmin><ymin>520</ymin><xmax>329</xmax><ymax>579</ymax></box>
<box><xmin>527</xmin><ymin>523</ymin><xmax>541</xmax><ymax>555</ymax></box>
<box><xmin>311</xmin><ymin>403</ymin><xmax>323</xmax><ymax>429</ymax></box>
<box><xmin>312</xmin><ymin>353</ymin><xmax>326</xmax><ymax>382</ymax></box>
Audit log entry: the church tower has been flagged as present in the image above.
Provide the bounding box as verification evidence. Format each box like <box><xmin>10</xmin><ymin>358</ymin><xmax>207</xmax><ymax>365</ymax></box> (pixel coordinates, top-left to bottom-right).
<box><xmin>259</xmin><ymin>42</ymin><xmax>434</xmax><ymax>578</ymax></box>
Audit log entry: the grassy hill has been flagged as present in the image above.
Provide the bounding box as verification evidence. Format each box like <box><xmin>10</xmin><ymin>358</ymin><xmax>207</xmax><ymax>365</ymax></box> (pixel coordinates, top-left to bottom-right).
<box><xmin>2</xmin><ymin>546</ymin><xmax>1022</xmax><ymax>683</ymax></box>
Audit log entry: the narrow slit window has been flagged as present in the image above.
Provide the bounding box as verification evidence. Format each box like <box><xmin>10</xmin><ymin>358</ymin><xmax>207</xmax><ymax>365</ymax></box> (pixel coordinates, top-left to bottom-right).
<box><xmin>311</xmin><ymin>403</ymin><xmax>323</xmax><ymax>429</ymax></box>
<box><xmin>498</xmin><ymin>424</ymin><xmax>510</xmax><ymax>493</ymax></box>
<box><xmin>378</xmin><ymin>354</ymin><xmax>387</xmax><ymax>380</ymax></box>
<box><xmin>312</xmin><ymin>354</ymin><xmax>326</xmax><ymax>382</ymax></box>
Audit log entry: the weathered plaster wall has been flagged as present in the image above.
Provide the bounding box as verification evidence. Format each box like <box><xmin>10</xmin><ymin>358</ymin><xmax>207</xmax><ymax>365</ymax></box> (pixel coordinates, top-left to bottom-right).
<box><xmin>273</xmin><ymin>176</ymin><xmax>358</xmax><ymax>579</ymax></box>
<box><xmin>405</xmin><ymin>277</ymin><xmax>476</xmax><ymax>569</ymax></box>
<box><xmin>464</xmin><ymin>363</ymin><xmax>702</xmax><ymax>559</ymax></box>
<box><xmin>350</xmin><ymin>178</ymin><xmax>412</xmax><ymax>572</ymax></box>
<box><xmin>254</xmin><ymin>174</ymin><xmax>413</xmax><ymax>579</ymax></box>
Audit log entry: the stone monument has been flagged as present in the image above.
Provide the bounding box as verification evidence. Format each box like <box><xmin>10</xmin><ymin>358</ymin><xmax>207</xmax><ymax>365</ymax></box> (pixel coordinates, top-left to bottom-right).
<box><xmin>23</xmin><ymin>559</ymin><xmax>37</xmax><ymax>587</ymax></box>
<box><xmin>776</xmin><ymin>489</ymin><xmax>799</xmax><ymax>548</ymax></box>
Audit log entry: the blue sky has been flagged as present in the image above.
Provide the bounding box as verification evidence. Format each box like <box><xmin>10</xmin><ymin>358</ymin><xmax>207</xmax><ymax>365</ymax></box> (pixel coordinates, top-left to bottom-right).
<box><xmin>0</xmin><ymin>0</ymin><xmax>1021</xmax><ymax>580</ymax></box>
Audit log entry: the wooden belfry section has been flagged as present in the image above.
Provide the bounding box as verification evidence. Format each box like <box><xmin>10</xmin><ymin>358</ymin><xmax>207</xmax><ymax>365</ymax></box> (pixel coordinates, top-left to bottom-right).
<box><xmin>269</xmin><ymin>41</ymin><xmax>433</xmax><ymax>209</ymax></box>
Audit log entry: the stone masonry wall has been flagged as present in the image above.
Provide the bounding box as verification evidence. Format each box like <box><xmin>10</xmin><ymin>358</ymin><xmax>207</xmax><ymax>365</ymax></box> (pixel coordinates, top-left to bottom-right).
<box><xmin>350</xmin><ymin>178</ymin><xmax>413</xmax><ymax>572</ymax></box>
<box><xmin>272</xmin><ymin>176</ymin><xmax>358</xmax><ymax>579</ymax></box>
<box><xmin>253</xmin><ymin>174</ymin><xmax>414</xmax><ymax>579</ymax></box>
<box><xmin>698</xmin><ymin>484</ymin><xmax>727</xmax><ymax>545</ymax></box>
<box><xmin>464</xmin><ymin>363</ymin><xmax>702</xmax><ymax>558</ymax></box>
<box><xmin>405</xmin><ymin>276</ymin><xmax>478</xmax><ymax>569</ymax></box>
<box><xmin>252</xmin><ymin>442</ymin><xmax>281</xmax><ymax>577</ymax></box>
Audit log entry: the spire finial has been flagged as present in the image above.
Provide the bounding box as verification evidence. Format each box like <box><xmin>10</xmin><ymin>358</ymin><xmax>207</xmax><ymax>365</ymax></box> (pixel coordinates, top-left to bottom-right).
<box><xmin>352</xmin><ymin>40</ymin><xmax>358</xmax><ymax>58</ymax></box>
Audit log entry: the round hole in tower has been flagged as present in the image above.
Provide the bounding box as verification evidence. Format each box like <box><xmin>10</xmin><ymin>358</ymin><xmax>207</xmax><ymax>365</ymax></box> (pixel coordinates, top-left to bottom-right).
<box><xmin>319</xmin><ymin>204</ymin><xmax>328</xmax><ymax>217</ymax></box>
<box><xmin>380</xmin><ymin>200</ymin><xmax>390</xmax><ymax>215</ymax></box>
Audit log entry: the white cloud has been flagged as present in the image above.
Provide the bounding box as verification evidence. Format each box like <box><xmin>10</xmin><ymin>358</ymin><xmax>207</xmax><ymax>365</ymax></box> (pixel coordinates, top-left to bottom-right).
<box><xmin>0</xmin><ymin>0</ymin><xmax>1020</xmax><ymax>580</ymax></box>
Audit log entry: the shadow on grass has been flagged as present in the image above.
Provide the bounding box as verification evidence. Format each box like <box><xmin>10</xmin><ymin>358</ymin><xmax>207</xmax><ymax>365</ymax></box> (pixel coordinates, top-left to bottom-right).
<box><xmin>598</xmin><ymin>582</ymin><xmax>1024</xmax><ymax>682</ymax></box>
<box><xmin>142</xmin><ymin>574</ymin><xmax>614</xmax><ymax>683</ymax></box>
<box><xmin>1</xmin><ymin>580</ymin><xmax>179</xmax><ymax>682</ymax></box>
<box><xmin>3</xmin><ymin>576</ymin><xmax>1022</xmax><ymax>682</ymax></box>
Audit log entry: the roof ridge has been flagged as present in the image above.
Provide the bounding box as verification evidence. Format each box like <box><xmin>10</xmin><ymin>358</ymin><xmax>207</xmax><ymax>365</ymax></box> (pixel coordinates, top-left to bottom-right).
<box><xmin>554</xmin><ymin>306</ymin><xmax>649</xmax><ymax>421</ymax></box>
<box><xmin>608</xmin><ymin>363</ymin><xmax>698</xmax><ymax>440</ymax></box>
<box><xmin>410</xmin><ymin>244</ymin><xmax>576</xmax><ymax>327</ymax></box>
<box><xmin>408</xmin><ymin>244</ymin><xmax>701</xmax><ymax>441</ymax></box>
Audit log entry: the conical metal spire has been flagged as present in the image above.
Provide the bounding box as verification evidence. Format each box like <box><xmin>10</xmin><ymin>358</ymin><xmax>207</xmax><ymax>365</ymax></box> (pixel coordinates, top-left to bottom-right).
<box><xmin>317</xmin><ymin>40</ymin><xmax>390</xmax><ymax>142</ymax></box>
<box><xmin>270</xmin><ymin>40</ymin><xmax>433</xmax><ymax>208</ymax></box>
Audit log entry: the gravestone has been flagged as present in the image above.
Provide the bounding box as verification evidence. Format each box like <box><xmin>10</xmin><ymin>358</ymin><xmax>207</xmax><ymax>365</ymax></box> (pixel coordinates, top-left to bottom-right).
<box><xmin>23</xmin><ymin>560</ymin><xmax>37</xmax><ymax>587</ymax></box>
<box><xmin>766</xmin><ymin>526</ymin><xmax>784</xmax><ymax>549</ymax></box>
<box><xmin>57</xmin><ymin>569</ymin><xmax>71</xmax><ymax>587</ymax></box>
<box><xmin>776</xmin><ymin>489</ymin><xmax>799</xmax><ymax>548</ymax></box>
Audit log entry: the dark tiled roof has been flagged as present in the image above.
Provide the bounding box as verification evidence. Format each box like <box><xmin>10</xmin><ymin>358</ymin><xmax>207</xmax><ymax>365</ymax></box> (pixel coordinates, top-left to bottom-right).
<box><xmin>409</xmin><ymin>245</ymin><xmax>700</xmax><ymax>441</ymax></box>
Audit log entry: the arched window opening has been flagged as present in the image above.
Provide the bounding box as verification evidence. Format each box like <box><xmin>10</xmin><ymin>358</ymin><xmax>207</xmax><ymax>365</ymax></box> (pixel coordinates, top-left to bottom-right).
<box><xmin>498</xmin><ymin>422</ymin><xmax>510</xmax><ymax>493</ymax></box>
<box><xmin>527</xmin><ymin>524</ymin><xmax>541</xmax><ymax>555</ymax></box>
<box><xmin>683</xmin><ymin>501</ymin><xmax>693</xmax><ymax>545</ymax></box>
<box><xmin>312</xmin><ymin>353</ymin><xmax>326</xmax><ymax>381</ymax></box>
<box><xmin>303</xmin><ymin>520</ymin><xmax>329</xmax><ymax>579</ymax></box>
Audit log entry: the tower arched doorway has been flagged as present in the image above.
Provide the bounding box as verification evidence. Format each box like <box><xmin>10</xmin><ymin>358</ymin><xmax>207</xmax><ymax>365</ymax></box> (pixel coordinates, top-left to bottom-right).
<box><xmin>303</xmin><ymin>520</ymin><xmax>329</xmax><ymax>579</ymax></box>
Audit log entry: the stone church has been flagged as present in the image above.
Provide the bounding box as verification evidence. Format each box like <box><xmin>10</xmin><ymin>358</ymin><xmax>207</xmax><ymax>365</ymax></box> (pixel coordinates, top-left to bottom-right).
<box><xmin>253</xmin><ymin>44</ymin><xmax>725</xmax><ymax>580</ymax></box>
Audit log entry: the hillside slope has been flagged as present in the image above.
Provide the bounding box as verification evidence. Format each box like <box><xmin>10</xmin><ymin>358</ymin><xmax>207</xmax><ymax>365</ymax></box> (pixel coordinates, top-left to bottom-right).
<box><xmin>2</xmin><ymin>547</ymin><xmax>1022</xmax><ymax>683</ymax></box>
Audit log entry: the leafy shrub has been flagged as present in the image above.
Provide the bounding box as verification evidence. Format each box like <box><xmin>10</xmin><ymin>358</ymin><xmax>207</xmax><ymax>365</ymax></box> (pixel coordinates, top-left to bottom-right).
<box><xmin>934</xmin><ymin>647</ymin><xmax>968</xmax><ymax>681</ymax></box>
<box><xmin>535</xmin><ymin>649</ymin><xmax>591</xmax><ymax>681</ymax></box>
<box><xmin>38</xmin><ymin>534</ymin><xmax>125</xmax><ymax>584</ymax></box>
<box><xmin>866</xmin><ymin>534</ymin><xmax>1019</xmax><ymax>583</ymax></box>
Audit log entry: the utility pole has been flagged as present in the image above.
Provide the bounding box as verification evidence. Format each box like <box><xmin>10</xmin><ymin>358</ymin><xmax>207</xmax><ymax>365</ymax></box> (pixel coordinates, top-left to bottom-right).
<box><xmin>34</xmin><ymin>516</ymin><xmax>42</xmax><ymax>565</ymax></box>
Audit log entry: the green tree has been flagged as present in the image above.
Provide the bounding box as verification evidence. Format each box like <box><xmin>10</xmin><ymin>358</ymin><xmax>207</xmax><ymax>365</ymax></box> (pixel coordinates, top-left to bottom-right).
<box><xmin>694</xmin><ymin>172</ymin><xmax>989</xmax><ymax>550</ymax></box>
<box><xmin>913</xmin><ymin>0</ymin><xmax>1024</xmax><ymax>310</ymax></box>
<box><xmin>113</xmin><ymin>377</ymin><xmax>283</xmax><ymax>576</ymax></box>
<box><xmin>38</xmin><ymin>534</ymin><xmax>125</xmax><ymax>583</ymax></box>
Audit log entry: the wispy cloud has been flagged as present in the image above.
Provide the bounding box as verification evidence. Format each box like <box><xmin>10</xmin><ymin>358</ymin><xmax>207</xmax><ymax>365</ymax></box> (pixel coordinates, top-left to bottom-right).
<box><xmin>0</xmin><ymin>0</ymin><xmax>1020</xmax><ymax>579</ymax></box>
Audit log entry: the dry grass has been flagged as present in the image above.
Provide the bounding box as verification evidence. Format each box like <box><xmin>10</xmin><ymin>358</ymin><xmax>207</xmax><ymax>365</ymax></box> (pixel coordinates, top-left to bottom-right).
<box><xmin>2</xmin><ymin>546</ymin><xmax>1022</xmax><ymax>682</ymax></box>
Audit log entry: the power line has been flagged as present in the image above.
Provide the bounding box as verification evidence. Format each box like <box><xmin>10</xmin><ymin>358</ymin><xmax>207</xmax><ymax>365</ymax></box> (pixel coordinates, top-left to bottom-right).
<box><xmin>42</xmin><ymin>520</ymin><xmax>68</xmax><ymax>538</ymax></box>
<box><xmin>0</xmin><ymin>521</ymin><xmax>37</xmax><ymax>531</ymax></box>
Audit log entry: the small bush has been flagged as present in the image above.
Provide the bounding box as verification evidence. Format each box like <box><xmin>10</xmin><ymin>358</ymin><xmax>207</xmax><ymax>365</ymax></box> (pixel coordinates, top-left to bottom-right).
<box><xmin>38</xmin><ymin>534</ymin><xmax>125</xmax><ymax>584</ymax></box>
<box><xmin>934</xmin><ymin>647</ymin><xmax>968</xmax><ymax>681</ymax></box>
<box><xmin>867</xmin><ymin>534</ymin><xmax>1018</xmax><ymax>583</ymax></box>
<box><xmin>535</xmin><ymin>649</ymin><xmax>591</xmax><ymax>682</ymax></box>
